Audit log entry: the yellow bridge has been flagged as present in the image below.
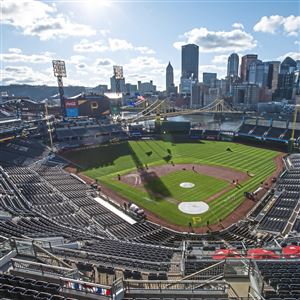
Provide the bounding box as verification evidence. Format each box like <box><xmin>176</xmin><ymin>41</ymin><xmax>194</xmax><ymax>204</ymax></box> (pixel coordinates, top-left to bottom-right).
<box><xmin>126</xmin><ymin>99</ymin><xmax>247</xmax><ymax>123</ymax></box>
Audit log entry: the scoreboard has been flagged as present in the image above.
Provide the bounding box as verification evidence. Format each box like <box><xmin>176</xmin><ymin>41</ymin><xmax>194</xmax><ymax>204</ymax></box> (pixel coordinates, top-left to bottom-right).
<box><xmin>64</xmin><ymin>95</ymin><xmax>110</xmax><ymax>118</ymax></box>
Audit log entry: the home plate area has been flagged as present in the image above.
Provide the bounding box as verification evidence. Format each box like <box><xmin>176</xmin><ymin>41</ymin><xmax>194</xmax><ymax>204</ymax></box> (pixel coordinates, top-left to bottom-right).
<box><xmin>178</xmin><ymin>201</ymin><xmax>209</xmax><ymax>215</ymax></box>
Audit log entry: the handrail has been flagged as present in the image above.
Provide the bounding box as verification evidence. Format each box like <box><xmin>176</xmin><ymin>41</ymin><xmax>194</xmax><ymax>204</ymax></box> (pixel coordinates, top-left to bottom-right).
<box><xmin>52</xmin><ymin>245</ymin><xmax>173</xmax><ymax>267</ymax></box>
<box><xmin>165</xmin><ymin>259</ymin><xmax>225</xmax><ymax>288</ymax></box>
<box><xmin>33</xmin><ymin>242</ymin><xmax>74</xmax><ymax>269</ymax></box>
<box><xmin>11</xmin><ymin>257</ymin><xmax>77</xmax><ymax>272</ymax></box>
<box><xmin>181</xmin><ymin>259</ymin><xmax>225</xmax><ymax>281</ymax></box>
<box><xmin>192</xmin><ymin>274</ymin><xmax>224</xmax><ymax>290</ymax></box>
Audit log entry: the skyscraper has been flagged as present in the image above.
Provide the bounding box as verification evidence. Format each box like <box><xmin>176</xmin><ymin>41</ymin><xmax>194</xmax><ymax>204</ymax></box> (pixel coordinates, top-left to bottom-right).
<box><xmin>248</xmin><ymin>60</ymin><xmax>262</xmax><ymax>85</ymax></box>
<box><xmin>249</xmin><ymin>61</ymin><xmax>273</xmax><ymax>88</ymax></box>
<box><xmin>166</xmin><ymin>62</ymin><xmax>174</xmax><ymax>92</ymax></box>
<box><xmin>240</xmin><ymin>54</ymin><xmax>258</xmax><ymax>82</ymax></box>
<box><xmin>110</xmin><ymin>75</ymin><xmax>125</xmax><ymax>93</ymax></box>
<box><xmin>227</xmin><ymin>53</ymin><xmax>239</xmax><ymax>77</ymax></box>
<box><xmin>181</xmin><ymin>44</ymin><xmax>199</xmax><ymax>81</ymax></box>
<box><xmin>280</xmin><ymin>56</ymin><xmax>297</xmax><ymax>74</ymax></box>
<box><xmin>203</xmin><ymin>72</ymin><xmax>217</xmax><ymax>86</ymax></box>
<box><xmin>269</xmin><ymin>61</ymin><xmax>280</xmax><ymax>92</ymax></box>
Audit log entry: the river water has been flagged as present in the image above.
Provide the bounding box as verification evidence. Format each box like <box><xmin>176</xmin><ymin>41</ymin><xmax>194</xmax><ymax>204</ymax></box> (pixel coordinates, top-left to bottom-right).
<box><xmin>168</xmin><ymin>114</ymin><xmax>243</xmax><ymax>131</ymax></box>
<box><xmin>121</xmin><ymin>112</ymin><xmax>243</xmax><ymax>131</ymax></box>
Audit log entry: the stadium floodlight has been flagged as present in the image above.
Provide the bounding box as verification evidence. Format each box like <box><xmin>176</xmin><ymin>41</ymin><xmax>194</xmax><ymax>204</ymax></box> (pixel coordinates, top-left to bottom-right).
<box><xmin>52</xmin><ymin>60</ymin><xmax>67</xmax><ymax>78</ymax></box>
<box><xmin>52</xmin><ymin>60</ymin><xmax>67</xmax><ymax>117</ymax></box>
<box><xmin>113</xmin><ymin>65</ymin><xmax>123</xmax><ymax>79</ymax></box>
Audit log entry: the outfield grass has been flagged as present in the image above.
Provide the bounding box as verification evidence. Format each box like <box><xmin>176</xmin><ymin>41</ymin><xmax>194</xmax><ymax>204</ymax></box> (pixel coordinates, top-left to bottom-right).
<box><xmin>63</xmin><ymin>140</ymin><xmax>280</xmax><ymax>227</ymax></box>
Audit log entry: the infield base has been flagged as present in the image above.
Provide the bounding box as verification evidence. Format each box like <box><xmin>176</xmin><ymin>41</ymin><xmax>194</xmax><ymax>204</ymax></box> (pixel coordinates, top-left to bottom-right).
<box><xmin>180</xmin><ymin>182</ymin><xmax>195</xmax><ymax>188</ymax></box>
<box><xmin>178</xmin><ymin>201</ymin><xmax>209</xmax><ymax>214</ymax></box>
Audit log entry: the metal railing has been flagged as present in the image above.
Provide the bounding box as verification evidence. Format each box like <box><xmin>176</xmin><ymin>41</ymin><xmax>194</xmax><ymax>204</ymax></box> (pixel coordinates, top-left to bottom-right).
<box><xmin>11</xmin><ymin>258</ymin><xmax>78</xmax><ymax>278</ymax></box>
<box><xmin>224</xmin><ymin>258</ymin><xmax>250</xmax><ymax>277</ymax></box>
<box><xmin>165</xmin><ymin>260</ymin><xmax>225</xmax><ymax>290</ymax></box>
<box><xmin>121</xmin><ymin>278</ymin><xmax>228</xmax><ymax>294</ymax></box>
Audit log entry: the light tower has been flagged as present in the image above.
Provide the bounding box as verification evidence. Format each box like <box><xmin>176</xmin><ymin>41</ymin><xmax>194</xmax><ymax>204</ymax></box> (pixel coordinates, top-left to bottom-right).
<box><xmin>113</xmin><ymin>65</ymin><xmax>124</xmax><ymax>95</ymax></box>
<box><xmin>289</xmin><ymin>96</ymin><xmax>300</xmax><ymax>153</ymax></box>
<box><xmin>292</xmin><ymin>107</ymin><xmax>299</xmax><ymax>140</ymax></box>
<box><xmin>52</xmin><ymin>60</ymin><xmax>67</xmax><ymax>117</ymax></box>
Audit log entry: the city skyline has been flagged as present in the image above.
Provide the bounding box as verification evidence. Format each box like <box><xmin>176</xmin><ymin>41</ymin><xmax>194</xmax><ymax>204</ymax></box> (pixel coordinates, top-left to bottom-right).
<box><xmin>1</xmin><ymin>0</ymin><xmax>299</xmax><ymax>90</ymax></box>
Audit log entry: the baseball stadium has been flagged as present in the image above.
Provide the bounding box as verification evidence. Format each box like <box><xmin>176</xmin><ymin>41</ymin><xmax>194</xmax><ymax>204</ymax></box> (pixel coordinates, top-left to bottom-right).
<box><xmin>62</xmin><ymin>139</ymin><xmax>282</xmax><ymax>231</ymax></box>
<box><xmin>0</xmin><ymin>45</ymin><xmax>300</xmax><ymax>299</ymax></box>
<box><xmin>1</xmin><ymin>97</ymin><xmax>300</xmax><ymax>300</ymax></box>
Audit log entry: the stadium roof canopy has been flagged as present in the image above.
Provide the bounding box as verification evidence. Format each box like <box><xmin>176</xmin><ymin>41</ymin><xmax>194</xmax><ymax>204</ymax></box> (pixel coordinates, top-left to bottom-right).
<box><xmin>104</xmin><ymin>92</ymin><xmax>123</xmax><ymax>99</ymax></box>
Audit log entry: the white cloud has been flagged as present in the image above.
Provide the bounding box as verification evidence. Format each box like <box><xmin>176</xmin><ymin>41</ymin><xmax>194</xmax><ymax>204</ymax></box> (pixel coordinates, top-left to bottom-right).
<box><xmin>0</xmin><ymin>49</ymin><xmax>53</xmax><ymax>63</ymax></box>
<box><xmin>108</xmin><ymin>38</ymin><xmax>134</xmax><ymax>51</ymax></box>
<box><xmin>100</xmin><ymin>29</ymin><xmax>110</xmax><ymax>37</ymax></box>
<box><xmin>125</xmin><ymin>56</ymin><xmax>165</xmax><ymax>71</ymax></box>
<box><xmin>8</xmin><ymin>48</ymin><xmax>22</xmax><ymax>54</ymax></box>
<box><xmin>76</xmin><ymin>63</ymin><xmax>88</xmax><ymax>70</ymax></box>
<box><xmin>74</xmin><ymin>38</ymin><xmax>155</xmax><ymax>54</ymax></box>
<box><xmin>254</xmin><ymin>15</ymin><xmax>300</xmax><ymax>36</ymax></box>
<box><xmin>25</xmin><ymin>16</ymin><xmax>96</xmax><ymax>40</ymax></box>
<box><xmin>93</xmin><ymin>59</ymin><xmax>115</xmax><ymax>80</ymax></box>
<box><xmin>199</xmin><ymin>65</ymin><xmax>227</xmax><ymax>79</ymax></box>
<box><xmin>253</xmin><ymin>15</ymin><xmax>284</xmax><ymax>34</ymax></box>
<box><xmin>232</xmin><ymin>23</ymin><xmax>244</xmax><ymax>30</ymax></box>
<box><xmin>95</xmin><ymin>58</ymin><xmax>115</xmax><ymax>67</ymax></box>
<box><xmin>1</xmin><ymin>65</ymin><xmax>56</xmax><ymax>85</ymax></box>
<box><xmin>1</xmin><ymin>0</ymin><xmax>55</xmax><ymax>28</ymax></box>
<box><xmin>1</xmin><ymin>0</ymin><xmax>96</xmax><ymax>40</ymax></box>
<box><xmin>73</xmin><ymin>39</ymin><xmax>108</xmax><ymax>53</ymax></box>
<box><xmin>70</xmin><ymin>58</ymin><xmax>115</xmax><ymax>79</ymax></box>
<box><xmin>173</xmin><ymin>41</ymin><xmax>186</xmax><ymax>50</ymax></box>
<box><xmin>212</xmin><ymin>54</ymin><xmax>229</xmax><ymax>65</ymax></box>
<box><xmin>124</xmin><ymin>56</ymin><xmax>166</xmax><ymax>88</ymax></box>
<box><xmin>68</xmin><ymin>55</ymin><xmax>86</xmax><ymax>64</ymax></box>
<box><xmin>295</xmin><ymin>41</ymin><xmax>300</xmax><ymax>45</ymax></box>
<box><xmin>283</xmin><ymin>15</ymin><xmax>300</xmax><ymax>36</ymax></box>
<box><xmin>135</xmin><ymin>46</ymin><xmax>156</xmax><ymax>55</ymax></box>
<box><xmin>277</xmin><ymin>52</ymin><xmax>300</xmax><ymax>61</ymax></box>
<box><xmin>1</xmin><ymin>54</ymin><xmax>166</xmax><ymax>89</ymax></box>
<box><xmin>173</xmin><ymin>27</ymin><xmax>256</xmax><ymax>53</ymax></box>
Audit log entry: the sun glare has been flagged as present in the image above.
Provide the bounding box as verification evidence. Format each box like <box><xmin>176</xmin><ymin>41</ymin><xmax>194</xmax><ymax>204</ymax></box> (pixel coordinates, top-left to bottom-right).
<box><xmin>84</xmin><ymin>0</ymin><xmax>112</xmax><ymax>8</ymax></box>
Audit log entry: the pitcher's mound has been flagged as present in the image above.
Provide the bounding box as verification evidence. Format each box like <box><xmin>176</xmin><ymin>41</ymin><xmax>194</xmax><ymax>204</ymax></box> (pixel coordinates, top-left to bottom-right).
<box><xmin>180</xmin><ymin>182</ymin><xmax>195</xmax><ymax>188</ymax></box>
<box><xmin>178</xmin><ymin>201</ymin><xmax>209</xmax><ymax>214</ymax></box>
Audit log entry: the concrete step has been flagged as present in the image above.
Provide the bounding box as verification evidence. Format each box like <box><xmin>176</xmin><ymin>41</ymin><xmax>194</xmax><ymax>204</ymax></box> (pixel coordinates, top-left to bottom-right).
<box><xmin>227</xmin><ymin>277</ymin><xmax>250</xmax><ymax>298</ymax></box>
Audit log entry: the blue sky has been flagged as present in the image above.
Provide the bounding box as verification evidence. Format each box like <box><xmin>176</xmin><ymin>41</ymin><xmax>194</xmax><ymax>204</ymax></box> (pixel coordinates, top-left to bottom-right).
<box><xmin>1</xmin><ymin>0</ymin><xmax>299</xmax><ymax>90</ymax></box>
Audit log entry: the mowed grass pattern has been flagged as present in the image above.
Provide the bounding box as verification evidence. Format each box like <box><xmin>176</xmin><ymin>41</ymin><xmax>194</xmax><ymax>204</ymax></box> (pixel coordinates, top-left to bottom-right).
<box><xmin>145</xmin><ymin>171</ymin><xmax>228</xmax><ymax>202</ymax></box>
<box><xmin>63</xmin><ymin>140</ymin><xmax>279</xmax><ymax>227</ymax></box>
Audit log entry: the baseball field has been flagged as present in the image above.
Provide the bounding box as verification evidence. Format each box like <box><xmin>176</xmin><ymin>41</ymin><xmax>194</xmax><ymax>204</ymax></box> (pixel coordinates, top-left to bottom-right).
<box><xmin>63</xmin><ymin>140</ymin><xmax>280</xmax><ymax>228</ymax></box>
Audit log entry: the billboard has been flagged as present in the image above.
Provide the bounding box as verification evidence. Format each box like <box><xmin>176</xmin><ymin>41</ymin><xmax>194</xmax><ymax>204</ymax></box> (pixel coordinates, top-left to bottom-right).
<box><xmin>64</xmin><ymin>95</ymin><xmax>110</xmax><ymax>118</ymax></box>
<box><xmin>65</xmin><ymin>100</ymin><xmax>78</xmax><ymax>108</ymax></box>
<box><xmin>66</xmin><ymin>108</ymin><xmax>79</xmax><ymax>117</ymax></box>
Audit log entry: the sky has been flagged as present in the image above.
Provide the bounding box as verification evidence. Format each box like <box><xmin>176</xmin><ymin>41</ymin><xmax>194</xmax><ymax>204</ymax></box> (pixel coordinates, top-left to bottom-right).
<box><xmin>0</xmin><ymin>0</ymin><xmax>300</xmax><ymax>90</ymax></box>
